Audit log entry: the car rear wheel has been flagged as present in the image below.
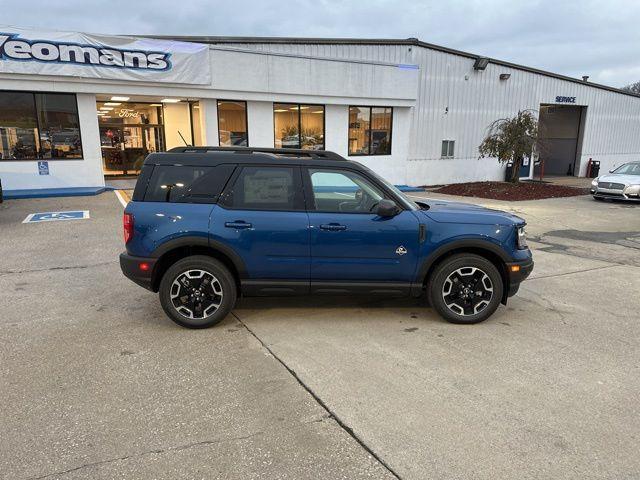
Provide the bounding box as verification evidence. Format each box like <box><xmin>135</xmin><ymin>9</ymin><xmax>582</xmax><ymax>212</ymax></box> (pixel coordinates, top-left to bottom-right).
<box><xmin>428</xmin><ymin>254</ymin><xmax>503</xmax><ymax>324</ymax></box>
<box><xmin>159</xmin><ymin>255</ymin><xmax>236</xmax><ymax>329</ymax></box>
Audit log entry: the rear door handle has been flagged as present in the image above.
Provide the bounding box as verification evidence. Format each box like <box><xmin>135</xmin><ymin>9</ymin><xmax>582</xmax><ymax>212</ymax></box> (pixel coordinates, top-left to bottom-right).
<box><xmin>320</xmin><ymin>223</ymin><xmax>347</xmax><ymax>231</ymax></box>
<box><xmin>225</xmin><ymin>221</ymin><xmax>252</xmax><ymax>229</ymax></box>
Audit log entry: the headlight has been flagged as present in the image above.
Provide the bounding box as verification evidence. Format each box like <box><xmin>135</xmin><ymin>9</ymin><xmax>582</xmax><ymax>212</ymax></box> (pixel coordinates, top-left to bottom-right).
<box><xmin>591</xmin><ymin>178</ymin><xmax>599</xmax><ymax>187</ymax></box>
<box><xmin>623</xmin><ymin>184</ymin><xmax>640</xmax><ymax>196</ymax></box>
<box><xmin>517</xmin><ymin>225</ymin><xmax>528</xmax><ymax>249</ymax></box>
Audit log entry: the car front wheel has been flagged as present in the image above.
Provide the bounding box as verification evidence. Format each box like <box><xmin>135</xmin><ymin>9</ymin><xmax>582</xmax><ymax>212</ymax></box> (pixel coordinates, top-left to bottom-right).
<box><xmin>428</xmin><ymin>254</ymin><xmax>504</xmax><ymax>324</ymax></box>
<box><xmin>159</xmin><ymin>255</ymin><xmax>237</xmax><ymax>329</ymax></box>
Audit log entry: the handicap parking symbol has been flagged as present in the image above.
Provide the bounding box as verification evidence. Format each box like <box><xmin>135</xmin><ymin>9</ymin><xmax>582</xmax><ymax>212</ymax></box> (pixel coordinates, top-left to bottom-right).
<box><xmin>37</xmin><ymin>161</ymin><xmax>49</xmax><ymax>175</ymax></box>
<box><xmin>23</xmin><ymin>210</ymin><xmax>90</xmax><ymax>224</ymax></box>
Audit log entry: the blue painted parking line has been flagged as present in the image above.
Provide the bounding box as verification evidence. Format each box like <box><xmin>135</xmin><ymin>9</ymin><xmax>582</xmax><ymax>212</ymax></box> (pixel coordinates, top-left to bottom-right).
<box><xmin>23</xmin><ymin>211</ymin><xmax>90</xmax><ymax>224</ymax></box>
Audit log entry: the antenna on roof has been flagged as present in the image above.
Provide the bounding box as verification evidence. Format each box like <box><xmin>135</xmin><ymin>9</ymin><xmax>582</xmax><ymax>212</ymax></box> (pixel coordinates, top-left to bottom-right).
<box><xmin>177</xmin><ymin>130</ymin><xmax>191</xmax><ymax>146</ymax></box>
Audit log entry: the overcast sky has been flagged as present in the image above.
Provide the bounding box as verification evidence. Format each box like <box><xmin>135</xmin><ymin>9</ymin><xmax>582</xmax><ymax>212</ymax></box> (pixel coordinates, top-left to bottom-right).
<box><xmin>2</xmin><ymin>0</ymin><xmax>639</xmax><ymax>88</ymax></box>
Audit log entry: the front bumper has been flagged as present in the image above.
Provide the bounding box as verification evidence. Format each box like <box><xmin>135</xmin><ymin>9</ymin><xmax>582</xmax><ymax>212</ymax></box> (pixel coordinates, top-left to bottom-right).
<box><xmin>505</xmin><ymin>258</ymin><xmax>534</xmax><ymax>297</ymax></box>
<box><xmin>120</xmin><ymin>252</ymin><xmax>157</xmax><ymax>291</ymax></box>
<box><xmin>591</xmin><ymin>188</ymin><xmax>640</xmax><ymax>201</ymax></box>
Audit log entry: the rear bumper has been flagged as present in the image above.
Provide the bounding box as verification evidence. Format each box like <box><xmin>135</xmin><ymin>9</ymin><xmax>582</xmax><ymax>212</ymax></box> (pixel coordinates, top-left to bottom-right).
<box><xmin>506</xmin><ymin>258</ymin><xmax>534</xmax><ymax>297</ymax></box>
<box><xmin>119</xmin><ymin>253</ymin><xmax>157</xmax><ymax>291</ymax></box>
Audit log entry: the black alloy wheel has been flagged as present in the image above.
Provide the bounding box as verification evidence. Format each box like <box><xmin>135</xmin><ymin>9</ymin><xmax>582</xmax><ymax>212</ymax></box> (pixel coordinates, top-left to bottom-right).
<box><xmin>170</xmin><ymin>269</ymin><xmax>224</xmax><ymax>320</ymax></box>
<box><xmin>441</xmin><ymin>266</ymin><xmax>494</xmax><ymax>317</ymax></box>
<box><xmin>159</xmin><ymin>256</ymin><xmax>236</xmax><ymax>328</ymax></box>
<box><xmin>428</xmin><ymin>254</ymin><xmax>504</xmax><ymax>324</ymax></box>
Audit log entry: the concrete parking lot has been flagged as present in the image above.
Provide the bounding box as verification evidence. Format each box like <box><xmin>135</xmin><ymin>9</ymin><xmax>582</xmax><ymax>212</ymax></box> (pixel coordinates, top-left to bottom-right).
<box><xmin>1</xmin><ymin>191</ymin><xmax>638</xmax><ymax>479</ymax></box>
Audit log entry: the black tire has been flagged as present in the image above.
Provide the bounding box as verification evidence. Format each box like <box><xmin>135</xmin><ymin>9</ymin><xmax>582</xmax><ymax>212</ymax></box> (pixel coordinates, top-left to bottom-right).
<box><xmin>427</xmin><ymin>254</ymin><xmax>503</xmax><ymax>324</ymax></box>
<box><xmin>159</xmin><ymin>255</ymin><xmax>237</xmax><ymax>329</ymax></box>
<box><xmin>593</xmin><ymin>195</ymin><xmax>605</xmax><ymax>201</ymax></box>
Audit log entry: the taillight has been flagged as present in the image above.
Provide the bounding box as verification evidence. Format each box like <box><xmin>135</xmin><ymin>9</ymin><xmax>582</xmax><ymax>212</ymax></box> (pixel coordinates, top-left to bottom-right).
<box><xmin>123</xmin><ymin>212</ymin><xmax>134</xmax><ymax>244</ymax></box>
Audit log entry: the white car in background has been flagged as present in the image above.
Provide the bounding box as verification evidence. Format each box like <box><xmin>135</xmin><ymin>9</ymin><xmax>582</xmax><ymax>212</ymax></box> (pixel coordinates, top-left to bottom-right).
<box><xmin>591</xmin><ymin>162</ymin><xmax>640</xmax><ymax>202</ymax></box>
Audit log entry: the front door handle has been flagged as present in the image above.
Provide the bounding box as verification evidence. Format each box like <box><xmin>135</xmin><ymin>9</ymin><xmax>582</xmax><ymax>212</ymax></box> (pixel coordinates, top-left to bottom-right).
<box><xmin>320</xmin><ymin>223</ymin><xmax>347</xmax><ymax>231</ymax></box>
<box><xmin>225</xmin><ymin>221</ymin><xmax>252</xmax><ymax>229</ymax></box>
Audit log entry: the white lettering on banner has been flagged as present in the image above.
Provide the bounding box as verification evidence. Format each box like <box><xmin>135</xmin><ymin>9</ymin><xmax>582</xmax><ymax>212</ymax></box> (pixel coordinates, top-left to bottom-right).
<box><xmin>0</xmin><ymin>33</ymin><xmax>170</xmax><ymax>70</ymax></box>
<box><xmin>0</xmin><ymin>26</ymin><xmax>211</xmax><ymax>84</ymax></box>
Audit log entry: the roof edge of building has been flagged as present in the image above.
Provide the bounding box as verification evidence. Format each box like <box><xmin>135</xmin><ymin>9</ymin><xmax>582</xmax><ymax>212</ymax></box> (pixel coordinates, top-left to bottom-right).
<box><xmin>143</xmin><ymin>34</ymin><xmax>640</xmax><ymax>100</ymax></box>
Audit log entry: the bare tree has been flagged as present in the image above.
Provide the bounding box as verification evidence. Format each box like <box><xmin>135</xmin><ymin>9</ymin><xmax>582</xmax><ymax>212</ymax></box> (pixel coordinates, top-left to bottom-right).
<box><xmin>621</xmin><ymin>81</ymin><xmax>640</xmax><ymax>95</ymax></box>
<box><xmin>478</xmin><ymin>110</ymin><xmax>538</xmax><ymax>183</ymax></box>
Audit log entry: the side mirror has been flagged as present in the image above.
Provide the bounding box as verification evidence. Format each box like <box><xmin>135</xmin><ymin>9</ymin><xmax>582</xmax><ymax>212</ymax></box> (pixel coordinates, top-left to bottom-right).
<box><xmin>376</xmin><ymin>199</ymin><xmax>400</xmax><ymax>217</ymax></box>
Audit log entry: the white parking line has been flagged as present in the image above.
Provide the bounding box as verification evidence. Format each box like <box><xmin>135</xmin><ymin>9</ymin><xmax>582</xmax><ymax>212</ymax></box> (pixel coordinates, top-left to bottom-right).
<box><xmin>114</xmin><ymin>190</ymin><xmax>128</xmax><ymax>208</ymax></box>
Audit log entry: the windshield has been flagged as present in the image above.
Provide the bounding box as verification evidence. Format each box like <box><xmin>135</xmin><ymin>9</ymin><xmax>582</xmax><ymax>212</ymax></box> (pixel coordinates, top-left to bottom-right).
<box><xmin>363</xmin><ymin>167</ymin><xmax>420</xmax><ymax>210</ymax></box>
<box><xmin>613</xmin><ymin>162</ymin><xmax>640</xmax><ymax>175</ymax></box>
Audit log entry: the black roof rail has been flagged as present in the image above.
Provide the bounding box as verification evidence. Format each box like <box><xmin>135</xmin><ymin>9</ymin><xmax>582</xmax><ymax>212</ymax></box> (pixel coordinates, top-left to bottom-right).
<box><xmin>167</xmin><ymin>146</ymin><xmax>346</xmax><ymax>161</ymax></box>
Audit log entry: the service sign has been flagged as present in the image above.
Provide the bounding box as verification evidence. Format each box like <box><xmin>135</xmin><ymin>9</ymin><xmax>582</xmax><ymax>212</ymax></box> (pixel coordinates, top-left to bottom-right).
<box><xmin>0</xmin><ymin>26</ymin><xmax>211</xmax><ymax>84</ymax></box>
<box><xmin>555</xmin><ymin>96</ymin><xmax>576</xmax><ymax>103</ymax></box>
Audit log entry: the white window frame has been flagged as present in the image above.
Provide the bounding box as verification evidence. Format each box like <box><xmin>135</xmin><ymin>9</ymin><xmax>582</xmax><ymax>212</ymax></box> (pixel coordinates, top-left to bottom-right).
<box><xmin>441</xmin><ymin>140</ymin><xmax>455</xmax><ymax>159</ymax></box>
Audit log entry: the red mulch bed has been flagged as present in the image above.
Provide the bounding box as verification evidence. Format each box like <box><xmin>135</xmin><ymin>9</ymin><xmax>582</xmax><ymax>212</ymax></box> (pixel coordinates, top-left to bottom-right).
<box><xmin>431</xmin><ymin>181</ymin><xmax>589</xmax><ymax>201</ymax></box>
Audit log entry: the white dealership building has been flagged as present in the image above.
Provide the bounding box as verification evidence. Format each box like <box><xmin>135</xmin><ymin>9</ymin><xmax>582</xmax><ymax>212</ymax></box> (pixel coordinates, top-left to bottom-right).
<box><xmin>1</xmin><ymin>26</ymin><xmax>639</xmax><ymax>196</ymax></box>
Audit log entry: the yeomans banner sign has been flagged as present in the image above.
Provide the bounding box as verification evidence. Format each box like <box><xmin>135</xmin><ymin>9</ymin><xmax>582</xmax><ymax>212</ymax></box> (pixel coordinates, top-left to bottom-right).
<box><xmin>0</xmin><ymin>26</ymin><xmax>210</xmax><ymax>84</ymax></box>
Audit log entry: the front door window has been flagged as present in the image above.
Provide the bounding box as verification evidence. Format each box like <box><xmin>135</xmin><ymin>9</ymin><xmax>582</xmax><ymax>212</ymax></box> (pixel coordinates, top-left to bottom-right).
<box><xmin>305</xmin><ymin>167</ymin><xmax>419</xmax><ymax>282</ymax></box>
<box><xmin>308</xmin><ymin>169</ymin><xmax>386</xmax><ymax>213</ymax></box>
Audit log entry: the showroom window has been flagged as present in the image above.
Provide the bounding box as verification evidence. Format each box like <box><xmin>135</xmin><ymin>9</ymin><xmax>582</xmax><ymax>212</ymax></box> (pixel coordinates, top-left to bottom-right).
<box><xmin>0</xmin><ymin>91</ymin><xmax>82</xmax><ymax>160</ymax></box>
<box><xmin>274</xmin><ymin>103</ymin><xmax>325</xmax><ymax>150</ymax></box>
<box><xmin>218</xmin><ymin>100</ymin><xmax>248</xmax><ymax>146</ymax></box>
<box><xmin>348</xmin><ymin>106</ymin><xmax>392</xmax><ymax>156</ymax></box>
<box><xmin>98</xmin><ymin>101</ymin><xmax>164</xmax><ymax>176</ymax></box>
<box><xmin>441</xmin><ymin>140</ymin><xmax>455</xmax><ymax>158</ymax></box>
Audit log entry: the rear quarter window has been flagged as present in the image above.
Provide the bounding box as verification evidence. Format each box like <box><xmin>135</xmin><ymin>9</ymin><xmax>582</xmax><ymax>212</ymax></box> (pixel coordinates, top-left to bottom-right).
<box><xmin>143</xmin><ymin>164</ymin><xmax>236</xmax><ymax>203</ymax></box>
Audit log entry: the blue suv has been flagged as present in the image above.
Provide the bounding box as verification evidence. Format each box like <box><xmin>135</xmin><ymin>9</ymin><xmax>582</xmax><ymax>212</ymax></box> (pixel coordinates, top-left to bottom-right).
<box><xmin>120</xmin><ymin>147</ymin><xmax>533</xmax><ymax>328</ymax></box>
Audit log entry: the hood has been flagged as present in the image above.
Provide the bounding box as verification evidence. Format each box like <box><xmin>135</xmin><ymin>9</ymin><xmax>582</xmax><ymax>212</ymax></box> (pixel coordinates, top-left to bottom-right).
<box><xmin>416</xmin><ymin>198</ymin><xmax>525</xmax><ymax>226</ymax></box>
<box><xmin>597</xmin><ymin>173</ymin><xmax>640</xmax><ymax>185</ymax></box>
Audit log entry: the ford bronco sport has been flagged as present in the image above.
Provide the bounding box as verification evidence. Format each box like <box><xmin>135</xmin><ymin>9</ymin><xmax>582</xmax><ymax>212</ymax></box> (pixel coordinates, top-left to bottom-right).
<box><xmin>120</xmin><ymin>147</ymin><xmax>533</xmax><ymax>328</ymax></box>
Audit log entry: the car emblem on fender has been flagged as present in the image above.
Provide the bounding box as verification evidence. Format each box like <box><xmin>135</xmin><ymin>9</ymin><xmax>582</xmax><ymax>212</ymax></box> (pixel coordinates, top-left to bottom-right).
<box><xmin>396</xmin><ymin>246</ymin><xmax>407</xmax><ymax>255</ymax></box>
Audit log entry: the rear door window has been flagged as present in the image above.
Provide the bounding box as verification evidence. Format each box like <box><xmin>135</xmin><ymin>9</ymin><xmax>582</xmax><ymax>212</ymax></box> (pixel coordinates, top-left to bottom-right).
<box><xmin>220</xmin><ymin>166</ymin><xmax>303</xmax><ymax>210</ymax></box>
<box><xmin>144</xmin><ymin>164</ymin><xmax>235</xmax><ymax>203</ymax></box>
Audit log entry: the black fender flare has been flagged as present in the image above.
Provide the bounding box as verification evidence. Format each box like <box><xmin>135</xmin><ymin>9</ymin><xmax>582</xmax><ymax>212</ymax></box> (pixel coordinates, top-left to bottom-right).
<box><xmin>412</xmin><ymin>238</ymin><xmax>512</xmax><ymax>295</ymax></box>
<box><xmin>151</xmin><ymin>235</ymin><xmax>248</xmax><ymax>283</ymax></box>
